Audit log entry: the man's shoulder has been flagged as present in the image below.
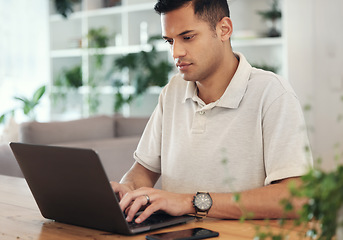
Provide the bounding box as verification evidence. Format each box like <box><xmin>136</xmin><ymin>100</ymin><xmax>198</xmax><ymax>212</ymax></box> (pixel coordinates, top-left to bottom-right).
<box><xmin>249</xmin><ymin>68</ymin><xmax>295</xmax><ymax>94</ymax></box>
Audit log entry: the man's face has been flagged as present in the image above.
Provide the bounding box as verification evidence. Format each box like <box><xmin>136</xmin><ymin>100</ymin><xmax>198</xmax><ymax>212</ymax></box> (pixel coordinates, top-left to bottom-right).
<box><xmin>161</xmin><ymin>4</ymin><xmax>224</xmax><ymax>82</ymax></box>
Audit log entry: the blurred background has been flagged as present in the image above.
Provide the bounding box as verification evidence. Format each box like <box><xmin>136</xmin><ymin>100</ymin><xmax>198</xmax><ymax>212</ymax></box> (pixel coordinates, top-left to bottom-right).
<box><xmin>0</xmin><ymin>0</ymin><xmax>342</xmax><ymax>170</ymax></box>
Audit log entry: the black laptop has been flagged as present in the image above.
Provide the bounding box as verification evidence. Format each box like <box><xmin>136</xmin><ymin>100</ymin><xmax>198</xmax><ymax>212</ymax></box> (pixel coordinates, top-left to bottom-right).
<box><xmin>9</xmin><ymin>142</ymin><xmax>194</xmax><ymax>235</ymax></box>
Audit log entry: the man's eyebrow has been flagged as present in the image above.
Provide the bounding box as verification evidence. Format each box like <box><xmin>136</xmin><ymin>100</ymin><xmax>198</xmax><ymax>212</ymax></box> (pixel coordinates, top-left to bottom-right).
<box><xmin>162</xmin><ymin>30</ymin><xmax>195</xmax><ymax>39</ymax></box>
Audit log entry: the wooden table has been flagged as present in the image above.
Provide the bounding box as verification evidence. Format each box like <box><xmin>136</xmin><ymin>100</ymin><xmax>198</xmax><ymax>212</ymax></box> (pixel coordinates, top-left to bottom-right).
<box><xmin>0</xmin><ymin>175</ymin><xmax>306</xmax><ymax>239</ymax></box>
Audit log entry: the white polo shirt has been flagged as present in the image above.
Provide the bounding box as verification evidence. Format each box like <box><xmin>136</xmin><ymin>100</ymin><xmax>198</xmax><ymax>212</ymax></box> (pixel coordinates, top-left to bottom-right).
<box><xmin>134</xmin><ymin>52</ymin><xmax>313</xmax><ymax>194</ymax></box>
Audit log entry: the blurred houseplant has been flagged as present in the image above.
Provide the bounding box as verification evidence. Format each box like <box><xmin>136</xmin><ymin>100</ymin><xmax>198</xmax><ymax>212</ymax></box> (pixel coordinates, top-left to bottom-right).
<box><xmin>54</xmin><ymin>64</ymin><xmax>83</xmax><ymax>89</ymax></box>
<box><xmin>51</xmin><ymin>27</ymin><xmax>112</xmax><ymax>115</ymax></box>
<box><xmin>87</xmin><ymin>27</ymin><xmax>113</xmax><ymax>114</ymax></box>
<box><xmin>111</xmin><ymin>36</ymin><xmax>174</xmax><ymax>112</ymax></box>
<box><xmin>296</xmin><ymin>162</ymin><xmax>343</xmax><ymax>240</ymax></box>
<box><xmin>0</xmin><ymin>86</ymin><xmax>46</xmax><ymax>143</ymax></box>
<box><xmin>254</xmin><ymin>163</ymin><xmax>343</xmax><ymax>240</ymax></box>
<box><xmin>257</xmin><ymin>0</ymin><xmax>282</xmax><ymax>37</ymax></box>
<box><xmin>87</xmin><ymin>27</ymin><xmax>112</xmax><ymax>68</ymax></box>
<box><xmin>51</xmin><ymin>64</ymin><xmax>82</xmax><ymax>109</ymax></box>
<box><xmin>0</xmin><ymin>85</ymin><xmax>46</xmax><ymax>124</ymax></box>
<box><xmin>54</xmin><ymin>0</ymin><xmax>81</xmax><ymax>18</ymax></box>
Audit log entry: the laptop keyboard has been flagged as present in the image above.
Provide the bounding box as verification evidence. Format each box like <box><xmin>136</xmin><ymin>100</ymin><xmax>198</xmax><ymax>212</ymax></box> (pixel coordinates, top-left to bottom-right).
<box><xmin>128</xmin><ymin>213</ymin><xmax>176</xmax><ymax>228</ymax></box>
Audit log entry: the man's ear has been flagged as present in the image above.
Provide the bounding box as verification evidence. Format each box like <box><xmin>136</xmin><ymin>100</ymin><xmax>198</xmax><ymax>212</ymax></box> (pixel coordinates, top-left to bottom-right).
<box><xmin>217</xmin><ymin>17</ymin><xmax>233</xmax><ymax>42</ymax></box>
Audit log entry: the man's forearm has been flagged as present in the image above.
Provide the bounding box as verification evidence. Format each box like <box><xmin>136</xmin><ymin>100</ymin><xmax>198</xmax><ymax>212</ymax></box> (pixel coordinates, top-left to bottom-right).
<box><xmin>120</xmin><ymin>162</ymin><xmax>161</xmax><ymax>190</ymax></box>
<box><xmin>207</xmin><ymin>177</ymin><xmax>305</xmax><ymax>219</ymax></box>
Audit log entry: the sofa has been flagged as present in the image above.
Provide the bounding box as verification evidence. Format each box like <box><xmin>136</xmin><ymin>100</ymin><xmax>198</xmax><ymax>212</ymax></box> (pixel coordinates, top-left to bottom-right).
<box><xmin>0</xmin><ymin>115</ymin><xmax>156</xmax><ymax>185</ymax></box>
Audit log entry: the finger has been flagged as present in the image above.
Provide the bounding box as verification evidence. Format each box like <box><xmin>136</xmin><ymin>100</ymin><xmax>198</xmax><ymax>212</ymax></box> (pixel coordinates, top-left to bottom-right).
<box><xmin>124</xmin><ymin>204</ymin><xmax>131</xmax><ymax>215</ymax></box>
<box><xmin>126</xmin><ymin>195</ymin><xmax>151</xmax><ymax>222</ymax></box>
<box><xmin>110</xmin><ymin>181</ymin><xmax>125</xmax><ymax>199</ymax></box>
<box><xmin>110</xmin><ymin>181</ymin><xmax>120</xmax><ymax>191</ymax></box>
<box><xmin>135</xmin><ymin>204</ymin><xmax>160</xmax><ymax>224</ymax></box>
<box><xmin>119</xmin><ymin>191</ymin><xmax>125</xmax><ymax>200</ymax></box>
<box><xmin>119</xmin><ymin>188</ymin><xmax>150</xmax><ymax>211</ymax></box>
<box><xmin>119</xmin><ymin>192</ymin><xmax>135</xmax><ymax>211</ymax></box>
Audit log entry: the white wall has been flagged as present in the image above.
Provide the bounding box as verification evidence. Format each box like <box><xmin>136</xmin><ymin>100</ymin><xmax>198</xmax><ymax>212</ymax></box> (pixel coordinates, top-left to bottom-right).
<box><xmin>312</xmin><ymin>0</ymin><xmax>343</xmax><ymax>170</ymax></box>
<box><xmin>285</xmin><ymin>0</ymin><xmax>343</xmax><ymax>170</ymax></box>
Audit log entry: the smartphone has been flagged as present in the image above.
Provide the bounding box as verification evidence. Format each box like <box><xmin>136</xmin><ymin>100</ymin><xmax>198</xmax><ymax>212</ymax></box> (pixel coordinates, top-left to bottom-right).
<box><xmin>145</xmin><ymin>227</ymin><xmax>219</xmax><ymax>240</ymax></box>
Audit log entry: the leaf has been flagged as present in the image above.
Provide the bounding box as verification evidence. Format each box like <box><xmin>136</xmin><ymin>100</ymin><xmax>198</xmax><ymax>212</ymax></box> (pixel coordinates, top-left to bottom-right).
<box><xmin>271</xmin><ymin>235</ymin><xmax>283</xmax><ymax>240</ymax></box>
<box><xmin>280</xmin><ymin>199</ymin><xmax>294</xmax><ymax>212</ymax></box>
<box><xmin>64</xmin><ymin>66</ymin><xmax>82</xmax><ymax>88</ymax></box>
<box><xmin>232</xmin><ymin>193</ymin><xmax>240</xmax><ymax>202</ymax></box>
<box><xmin>54</xmin><ymin>0</ymin><xmax>79</xmax><ymax>18</ymax></box>
<box><xmin>23</xmin><ymin>104</ymin><xmax>31</xmax><ymax>115</ymax></box>
<box><xmin>32</xmin><ymin>85</ymin><xmax>46</xmax><ymax>103</ymax></box>
<box><xmin>87</xmin><ymin>27</ymin><xmax>109</xmax><ymax>49</ymax></box>
<box><xmin>0</xmin><ymin>114</ymin><xmax>6</xmax><ymax>124</ymax></box>
<box><xmin>115</xmin><ymin>53</ymin><xmax>138</xmax><ymax>70</ymax></box>
<box><xmin>257</xmin><ymin>0</ymin><xmax>282</xmax><ymax>20</ymax></box>
<box><xmin>14</xmin><ymin>96</ymin><xmax>29</xmax><ymax>104</ymax></box>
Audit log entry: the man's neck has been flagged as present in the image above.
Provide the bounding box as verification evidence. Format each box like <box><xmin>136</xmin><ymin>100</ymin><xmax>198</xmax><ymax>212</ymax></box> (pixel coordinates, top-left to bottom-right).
<box><xmin>196</xmin><ymin>52</ymin><xmax>239</xmax><ymax>105</ymax></box>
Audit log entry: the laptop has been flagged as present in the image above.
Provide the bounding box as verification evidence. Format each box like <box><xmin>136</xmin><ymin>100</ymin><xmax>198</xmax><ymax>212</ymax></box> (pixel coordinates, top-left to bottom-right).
<box><xmin>9</xmin><ymin>142</ymin><xmax>194</xmax><ymax>235</ymax></box>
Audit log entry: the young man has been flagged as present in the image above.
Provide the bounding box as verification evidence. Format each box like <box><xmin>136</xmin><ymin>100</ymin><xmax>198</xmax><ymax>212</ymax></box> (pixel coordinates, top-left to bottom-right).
<box><xmin>111</xmin><ymin>0</ymin><xmax>313</xmax><ymax>224</ymax></box>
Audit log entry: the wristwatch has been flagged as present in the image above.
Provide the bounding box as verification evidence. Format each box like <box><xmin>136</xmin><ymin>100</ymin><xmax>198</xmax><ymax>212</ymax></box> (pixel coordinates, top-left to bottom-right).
<box><xmin>193</xmin><ymin>191</ymin><xmax>213</xmax><ymax>218</ymax></box>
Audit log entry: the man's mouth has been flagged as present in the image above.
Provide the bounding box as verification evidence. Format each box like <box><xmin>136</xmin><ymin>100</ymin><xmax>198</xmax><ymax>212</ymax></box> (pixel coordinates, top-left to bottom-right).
<box><xmin>176</xmin><ymin>62</ymin><xmax>192</xmax><ymax>71</ymax></box>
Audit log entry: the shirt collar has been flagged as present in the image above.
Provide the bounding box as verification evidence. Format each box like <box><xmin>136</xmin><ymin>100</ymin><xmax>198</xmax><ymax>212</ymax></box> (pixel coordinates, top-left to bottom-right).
<box><xmin>217</xmin><ymin>52</ymin><xmax>252</xmax><ymax>108</ymax></box>
<box><xmin>183</xmin><ymin>52</ymin><xmax>252</xmax><ymax>109</ymax></box>
<box><xmin>183</xmin><ymin>80</ymin><xmax>197</xmax><ymax>103</ymax></box>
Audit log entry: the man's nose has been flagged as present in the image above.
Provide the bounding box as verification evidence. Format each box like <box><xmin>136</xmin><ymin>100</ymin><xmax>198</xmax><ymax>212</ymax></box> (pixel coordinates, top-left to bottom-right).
<box><xmin>172</xmin><ymin>41</ymin><xmax>186</xmax><ymax>59</ymax></box>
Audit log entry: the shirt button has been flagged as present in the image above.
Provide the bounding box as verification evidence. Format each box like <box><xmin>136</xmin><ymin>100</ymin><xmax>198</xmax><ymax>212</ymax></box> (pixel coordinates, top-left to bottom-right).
<box><xmin>199</xmin><ymin>111</ymin><xmax>205</xmax><ymax>115</ymax></box>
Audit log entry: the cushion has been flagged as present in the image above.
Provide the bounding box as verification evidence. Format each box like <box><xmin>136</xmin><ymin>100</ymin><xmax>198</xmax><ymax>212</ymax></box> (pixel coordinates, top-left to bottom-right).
<box><xmin>19</xmin><ymin>115</ymin><xmax>115</xmax><ymax>145</ymax></box>
<box><xmin>115</xmin><ymin>117</ymin><xmax>149</xmax><ymax>137</ymax></box>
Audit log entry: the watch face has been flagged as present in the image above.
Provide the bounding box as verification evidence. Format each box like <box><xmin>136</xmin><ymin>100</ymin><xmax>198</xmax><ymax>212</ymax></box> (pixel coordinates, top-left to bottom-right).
<box><xmin>194</xmin><ymin>193</ymin><xmax>212</xmax><ymax>211</ymax></box>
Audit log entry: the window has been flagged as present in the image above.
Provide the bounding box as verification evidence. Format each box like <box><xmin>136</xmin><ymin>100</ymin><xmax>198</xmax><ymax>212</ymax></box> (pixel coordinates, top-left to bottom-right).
<box><xmin>0</xmin><ymin>0</ymin><xmax>49</xmax><ymax>125</ymax></box>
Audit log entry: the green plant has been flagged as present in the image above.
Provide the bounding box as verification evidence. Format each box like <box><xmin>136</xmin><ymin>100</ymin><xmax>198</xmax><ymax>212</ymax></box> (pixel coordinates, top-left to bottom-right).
<box><xmin>51</xmin><ymin>65</ymin><xmax>82</xmax><ymax>111</ymax></box>
<box><xmin>111</xmin><ymin>36</ymin><xmax>174</xmax><ymax>112</ymax></box>
<box><xmin>113</xmin><ymin>80</ymin><xmax>134</xmax><ymax>113</ymax></box>
<box><xmin>54</xmin><ymin>0</ymin><xmax>81</xmax><ymax>18</ymax></box>
<box><xmin>55</xmin><ymin>65</ymin><xmax>83</xmax><ymax>88</ymax></box>
<box><xmin>257</xmin><ymin>0</ymin><xmax>282</xmax><ymax>21</ymax></box>
<box><xmin>257</xmin><ymin>0</ymin><xmax>282</xmax><ymax>37</ymax></box>
<box><xmin>86</xmin><ymin>27</ymin><xmax>113</xmax><ymax>115</ymax></box>
<box><xmin>87</xmin><ymin>27</ymin><xmax>112</xmax><ymax>68</ymax></box>
<box><xmin>297</xmin><ymin>164</ymin><xmax>343</xmax><ymax>240</ymax></box>
<box><xmin>0</xmin><ymin>85</ymin><xmax>46</xmax><ymax>124</ymax></box>
<box><xmin>257</xmin><ymin>161</ymin><xmax>343</xmax><ymax>240</ymax></box>
<box><xmin>88</xmin><ymin>27</ymin><xmax>110</xmax><ymax>49</ymax></box>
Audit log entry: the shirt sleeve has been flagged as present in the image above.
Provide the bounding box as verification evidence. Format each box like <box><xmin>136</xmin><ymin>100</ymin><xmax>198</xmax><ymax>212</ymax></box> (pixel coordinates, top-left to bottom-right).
<box><xmin>262</xmin><ymin>91</ymin><xmax>313</xmax><ymax>185</ymax></box>
<box><xmin>133</xmin><ymin>90</ymin><xmax>165</xmax><ymax>173</ymax></box>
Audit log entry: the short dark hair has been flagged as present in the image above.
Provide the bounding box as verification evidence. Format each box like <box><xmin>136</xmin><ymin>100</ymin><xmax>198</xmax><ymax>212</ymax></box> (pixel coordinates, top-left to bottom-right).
<box><xmin>154</xmin><ymin>0</ymin><xmax>230</xmax><ymax>30</ymax></box>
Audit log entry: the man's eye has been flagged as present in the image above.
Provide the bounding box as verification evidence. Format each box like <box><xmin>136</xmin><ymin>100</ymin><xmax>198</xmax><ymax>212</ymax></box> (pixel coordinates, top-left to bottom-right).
<box><xmin>184</xmin><ymin>35</ymin><xmax>194</xmax><ymax>40</ymax></box>
<box><xmin>164</xmin><ymin>39</ymin><xmax>173</xmax><ymax>45</ymax></box>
